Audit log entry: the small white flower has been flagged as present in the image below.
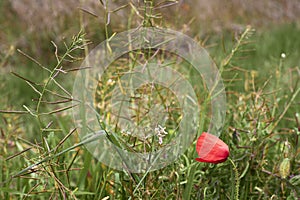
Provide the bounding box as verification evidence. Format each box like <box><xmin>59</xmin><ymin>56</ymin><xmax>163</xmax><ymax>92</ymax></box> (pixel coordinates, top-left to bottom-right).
<box><xmin>281</xmin><ymin>53</ymin><xmax>286</xmax><ymax>58</ymax></box>
<box><xmin>107</xmin><ymin>79</ymin><xmax>115</xmax><ymax>86</ymax></box>
<box><xmin>158</xmin><ymin>137</ymin><xmax>163</xmax><ymax>145</ymax></box>
<box><xmin>121</xmin><ymin>129</ymin><xmax>131</xmax><ymax>136</ymax></box>
<box><xmin>154</xmin><ymin>127</ymin><xmax>159</xmax><ymax>134</ymax></box>
<box><xmin>155</xmin><ymin>125</ymin><xmax>168</xmax><ymax>145</ymax></box>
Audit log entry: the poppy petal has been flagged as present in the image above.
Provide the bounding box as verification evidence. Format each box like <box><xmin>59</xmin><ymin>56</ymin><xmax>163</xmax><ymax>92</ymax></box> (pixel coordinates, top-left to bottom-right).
<box><xmin>195</xmin><ymin>132</ymin><xmax>229</xmax><ymax>164</ymax></box>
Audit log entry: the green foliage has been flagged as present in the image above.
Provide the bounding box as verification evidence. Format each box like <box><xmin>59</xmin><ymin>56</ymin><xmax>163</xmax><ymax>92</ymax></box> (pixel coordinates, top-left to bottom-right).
<box><xmin>0</xmin><ymin>1</ymin><xmax>300</xmax><ymax>199</ymax></box>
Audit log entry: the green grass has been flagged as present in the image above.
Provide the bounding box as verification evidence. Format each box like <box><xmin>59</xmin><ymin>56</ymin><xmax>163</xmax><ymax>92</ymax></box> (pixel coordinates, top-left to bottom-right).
<box><xmin>0</xmin><ymin>1</ymin><xmax>300</xmax><ymax>199</ymax></box>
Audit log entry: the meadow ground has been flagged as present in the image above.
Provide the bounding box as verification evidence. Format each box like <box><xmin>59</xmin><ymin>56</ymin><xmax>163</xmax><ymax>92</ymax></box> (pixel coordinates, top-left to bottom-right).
<box><xmin>0</xmin><ymin>1</ymin><xmax>300</xmax><ymax>199</ymax></box>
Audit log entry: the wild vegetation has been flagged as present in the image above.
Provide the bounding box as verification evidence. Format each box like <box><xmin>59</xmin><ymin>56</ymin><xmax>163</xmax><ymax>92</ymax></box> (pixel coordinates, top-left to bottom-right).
<box><xmin>0</xmin><ymin>1</ymin><xmax>300</xmax><ymax>199</ymax></box>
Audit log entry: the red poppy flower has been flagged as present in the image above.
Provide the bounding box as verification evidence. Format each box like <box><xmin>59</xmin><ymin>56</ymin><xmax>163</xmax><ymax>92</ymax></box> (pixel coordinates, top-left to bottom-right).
<box><xmin>195</xmin><ymin>132</ymin><xmax>229</xmax><ymax>164</ymax></box>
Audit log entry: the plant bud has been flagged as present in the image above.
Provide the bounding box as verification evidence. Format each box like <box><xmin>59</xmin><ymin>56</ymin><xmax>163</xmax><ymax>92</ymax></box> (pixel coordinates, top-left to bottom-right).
<box><xmin>279</xmin><ymin>158</ymin><xmax>290</xmax><ymax>179</ymax></box>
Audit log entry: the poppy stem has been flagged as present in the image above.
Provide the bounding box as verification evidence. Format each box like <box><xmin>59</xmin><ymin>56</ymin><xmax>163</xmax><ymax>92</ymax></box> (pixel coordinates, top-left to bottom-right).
<box><xmin>228</xmin><ymin>157</ymin><xmax>240</xmax><ymax>200</ymax></box>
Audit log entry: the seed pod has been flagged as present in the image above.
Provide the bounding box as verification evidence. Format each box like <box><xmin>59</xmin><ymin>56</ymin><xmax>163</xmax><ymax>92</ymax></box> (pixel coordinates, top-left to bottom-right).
<box><xmin>279</xmin><ymin>158</ymin><xmax>290</xmax><ymax>179</ymax></box>
<box><xmin>283</xmin><ymin>141</ymin><xmax>291</xmax><ymax>158</ymax></box>
<box><xmin>289</xmin><ymin>175</ymin><xmax>300</xmax><ymax>186</ymax></box>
